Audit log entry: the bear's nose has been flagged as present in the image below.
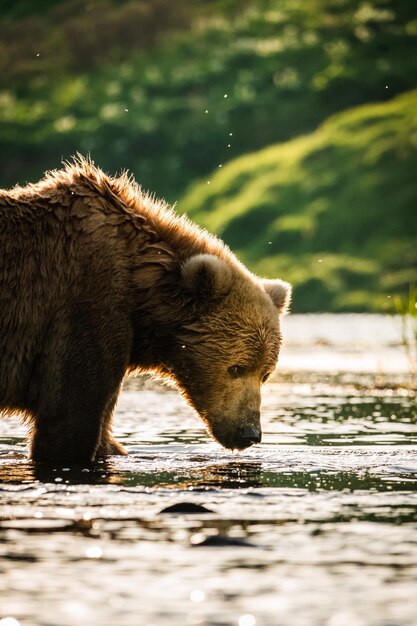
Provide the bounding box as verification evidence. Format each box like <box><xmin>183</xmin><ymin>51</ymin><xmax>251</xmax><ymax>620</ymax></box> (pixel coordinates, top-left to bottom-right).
<box><xmin>238</xmin><ymin>425</ymin><xmax>262</xmax><ymax>445</ymax></box>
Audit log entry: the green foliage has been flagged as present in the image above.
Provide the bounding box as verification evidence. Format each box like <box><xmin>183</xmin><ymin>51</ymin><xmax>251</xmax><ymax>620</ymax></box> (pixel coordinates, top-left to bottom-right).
<box><xmin>180</xmin><ymin>90</ymin><xmax>417</xmax><ymax>312</ymax></box>
<box><xmin>0</xmin><ymin>0</ymin><xmax>416</xmax><ymax>201</ymax></box>
<box><xmin>0</xmin><ymin>0</ymin><xmax>197</xmax><ymax>82</ymax></box>
<box><xmin>0</xmin><ymin>0</ymin><xmax>253</xmax><ymax>89</ymax></box>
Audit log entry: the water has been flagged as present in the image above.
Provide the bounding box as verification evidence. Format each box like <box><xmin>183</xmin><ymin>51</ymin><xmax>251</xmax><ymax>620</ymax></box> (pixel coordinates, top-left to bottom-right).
<box><xmin>1</xmin><ymin>315</ymin><xmax>416</xmax><ymax>626</ymax></box>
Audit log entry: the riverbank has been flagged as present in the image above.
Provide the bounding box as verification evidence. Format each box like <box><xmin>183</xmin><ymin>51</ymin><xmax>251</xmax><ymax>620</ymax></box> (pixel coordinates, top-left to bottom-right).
<box><xmin>279</xmin><ymin>314</ymin><xmax>414</xmax><ymax>378</ymax></box>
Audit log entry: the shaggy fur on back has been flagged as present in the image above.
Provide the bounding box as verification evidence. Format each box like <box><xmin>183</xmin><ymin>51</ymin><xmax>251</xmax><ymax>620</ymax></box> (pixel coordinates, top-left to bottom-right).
<box><xmin>1</xmin><ymin>156</ymin><xmax>237</xmax><ymax>264</ymax></box>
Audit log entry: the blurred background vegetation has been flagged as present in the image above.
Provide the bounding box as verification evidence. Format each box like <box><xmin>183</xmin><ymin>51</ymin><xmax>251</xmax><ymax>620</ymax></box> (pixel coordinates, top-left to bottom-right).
<box><xmin>1</xmin><ymin>0</ymin><xmax>416</xmax><ymax>311</ymax></box>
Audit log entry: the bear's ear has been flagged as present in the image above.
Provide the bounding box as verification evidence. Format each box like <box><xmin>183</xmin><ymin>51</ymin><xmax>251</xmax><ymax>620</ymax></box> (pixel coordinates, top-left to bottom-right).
<box><xmin>263</xmin><ymin>279</ymin><xmax>292</xmax><ymax>314</ymax></box>
<box><xmin>181</xmin><ymin>254</ymin><xmax>234</xmax><ymax>298</ymax></box>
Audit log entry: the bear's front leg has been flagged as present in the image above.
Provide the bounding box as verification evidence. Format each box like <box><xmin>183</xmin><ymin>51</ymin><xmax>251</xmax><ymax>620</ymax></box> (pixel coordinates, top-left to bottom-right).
<box><xmin>29</xmin><ymin>315</ymin><xmax>130</xmax><ymax>463</ymax></box>
<box><xmin>31</xmin><ymin>393</ymin><xmax>127</xmax><ymax>462</ymax></box>
<box><xmin>95</xmin><ymin>434</ymin><xmax>127</xmax><ymax>457</ymax></box>
<box><xmin>95</xmin><ymin>386</ymin><xmax>127</xmax><ymax>457</ymax></box>
<box><xmin>30</xmin><ymin>410</ymin><xmax>104</xmax><ymax>463</ymax></box>
<box><xmin>30</xmin><ymin>378</ymin><xmax>127</xmax><ymax>463</ymax></box>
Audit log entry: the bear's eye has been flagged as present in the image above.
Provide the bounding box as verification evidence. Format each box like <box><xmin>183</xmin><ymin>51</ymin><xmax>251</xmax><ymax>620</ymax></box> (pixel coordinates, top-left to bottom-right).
<box><xmin>261</xmin><ymin>371</ymin><xmax>271</xmax><ymax>384</ymax></box>
<box><xmin>228</xmin><ymin>365</ymin><xmax>247</xmax><ymax>379</ymax></box>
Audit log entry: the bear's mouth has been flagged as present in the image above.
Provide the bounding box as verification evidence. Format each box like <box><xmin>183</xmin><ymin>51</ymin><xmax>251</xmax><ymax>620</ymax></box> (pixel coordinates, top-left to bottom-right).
<box><xmin>210</xmin><ymin>424</ymin><xmax>262</xmax><ymax>450</ymax></box>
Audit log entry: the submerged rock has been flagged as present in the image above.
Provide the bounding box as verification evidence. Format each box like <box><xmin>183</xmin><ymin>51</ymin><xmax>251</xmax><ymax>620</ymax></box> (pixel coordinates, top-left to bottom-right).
<box><xmin>159</xmin><ymin>502</ymin><xmax>214</xmax><ymax>514</ymax></box>
<box><xmin>191</xmin><ymin>533</ymin><xmax>255</xmax><ymax>548</ymax></box>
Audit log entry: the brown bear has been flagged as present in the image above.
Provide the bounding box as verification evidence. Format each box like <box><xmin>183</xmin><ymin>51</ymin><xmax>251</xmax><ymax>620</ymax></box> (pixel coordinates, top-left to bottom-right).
<box><xmin>0</xmin><ymin>157</ymin><xmax>291</xmax><ymax>463</ymax></box>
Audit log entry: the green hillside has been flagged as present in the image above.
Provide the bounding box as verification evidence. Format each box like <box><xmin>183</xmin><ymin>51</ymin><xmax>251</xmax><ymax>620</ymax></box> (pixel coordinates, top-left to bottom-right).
<box><xmin>180</xmin><ymin>90</ymin><xmax>417</xmax><ymax>312</ymax></box>
<box><xmin>0</xmin><ymin>0</ymin><xmax>416</xmax><ymax>201</ymax></box>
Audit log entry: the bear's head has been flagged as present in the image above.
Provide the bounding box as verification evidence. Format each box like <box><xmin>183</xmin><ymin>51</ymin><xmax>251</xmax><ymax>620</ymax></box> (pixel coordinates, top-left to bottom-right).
<box><xmin>167</xmin><ymin>254</ymin><xmax>291</xmax><ymax>451</ymax></box>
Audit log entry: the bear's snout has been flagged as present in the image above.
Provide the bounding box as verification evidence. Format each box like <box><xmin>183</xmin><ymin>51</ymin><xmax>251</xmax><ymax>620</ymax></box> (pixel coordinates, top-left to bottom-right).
<box><xmin>238</xmin><ymin>425</ymin><xmax>262</xmax><ymax>445</ymax></box>
<box><xmin>226</xmin><ymin>423</ymin><xmax>262</xmax><ymax>450</ymax></box>
<box><xmin>211</xmin><ymin>416</ymin><xmax>262</xmax><ymax>450</ymax></box>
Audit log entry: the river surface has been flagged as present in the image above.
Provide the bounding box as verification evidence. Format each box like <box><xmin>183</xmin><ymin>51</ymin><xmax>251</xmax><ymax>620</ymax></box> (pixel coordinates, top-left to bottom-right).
<box><xmin>0</xmin><ymin>315</ymin><xmax>416</xmax><ymax>626</ymax></box>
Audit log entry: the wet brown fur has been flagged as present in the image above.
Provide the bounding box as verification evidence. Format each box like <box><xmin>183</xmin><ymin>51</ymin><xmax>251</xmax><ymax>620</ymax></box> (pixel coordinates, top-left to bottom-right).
<box><xmin>0</xmin><ymin>157</ymin><xmax>290</xmax><ymax>461</ymax></box>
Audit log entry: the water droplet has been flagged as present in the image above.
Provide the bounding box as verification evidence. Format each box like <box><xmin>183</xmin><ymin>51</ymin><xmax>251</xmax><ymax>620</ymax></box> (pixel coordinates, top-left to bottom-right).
<box><xmin>229</xmin><ymin>132</ymin><xmax>233</xmax><ymax>136</ymax></box>
<box><xmin>54</xmin><ymin>477</ymin><xmax>63</xmax><ymax>482</ymax></box>
<box><xmin>36</xmin><ymin>53</ymin><xmax>40</xmax><ymax>57</ymax></box>
<box><xmin>268</xmin><ymin>241</ymin><xmax>272</xmax><ymax>244</ymax></box>
<box><xmin>385</xmin><ymin>85</ymin><xmax>388</xmax><ymax>89</ymax></box>
<box><xmin>207</xmin><ymin>181</ymin><xmax>211</xmax><ymax>184</ymax></box>
<box><xmin>205</xmin><ymin>110</ymin><xmax>208</xmax><ymax>113</ymax></box>
<box><xmin>85</xmin><ymin>546</ymin><xmax>103</xmax><ymax>559</ymax></box>
<box><xmin>218</xmin><ymin>164</ymin><xmax>222</xmax><ymax>168</ymax></box>
<box><xmin>224</xmin><ymin>94</ymin><xmax>228</xmax><ymax>98</ymax></box>
<box><xmin>125</xmin><ymin>108</ymin><xmax>129</xmax><ymax>112</ymax></box>
<box><xmin>190</xmin><ymin>589</ymin><xmax>205</xmax><ymax>602</ymax></box>
<box><xmin>318</xmin><ymin>259</ymin><xmax>323</xmax><ymax>263</ymax></box>
<box><xmin>227</xmin><ymin>144</ymin><xmax>231</xmax><ymax>147</ymax></box>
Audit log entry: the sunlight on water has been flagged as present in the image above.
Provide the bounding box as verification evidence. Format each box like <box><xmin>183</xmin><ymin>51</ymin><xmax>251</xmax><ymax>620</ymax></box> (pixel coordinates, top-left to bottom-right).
<box><xmin>0</xmin><ymin>317</ymin><xmax>416</xmax><ymax>626</ymax></box>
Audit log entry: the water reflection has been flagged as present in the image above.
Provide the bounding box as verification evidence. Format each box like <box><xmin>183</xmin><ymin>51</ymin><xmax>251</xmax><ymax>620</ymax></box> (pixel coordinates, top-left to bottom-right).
<box><xmin>2</xmin><ymin>452</ymin><xmax>416</xmax><ymax>497</ymax></box>
<box><xmin>0</xmin><ymin>457</ymin><xmax>123</xmax><ymax>486</ymax></box>
<box><xmin>117</xmin><ymin>460</ymin><xmax>265</xmax><ymax>489</ymax></box>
